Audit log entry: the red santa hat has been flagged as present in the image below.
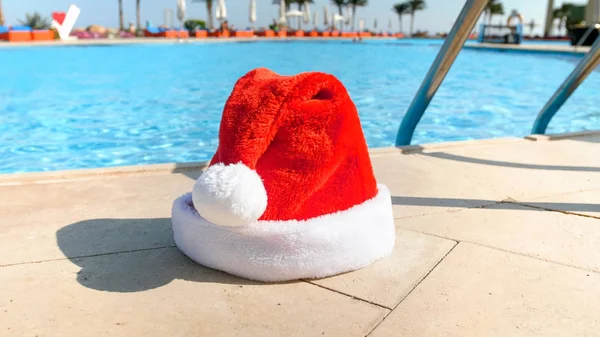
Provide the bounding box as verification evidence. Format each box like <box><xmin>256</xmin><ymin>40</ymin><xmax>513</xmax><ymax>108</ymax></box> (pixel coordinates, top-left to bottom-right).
<box><xmin>171</xmin><ymin>68</ymin><xmax>395</xmax><ymax>282</ymax></box>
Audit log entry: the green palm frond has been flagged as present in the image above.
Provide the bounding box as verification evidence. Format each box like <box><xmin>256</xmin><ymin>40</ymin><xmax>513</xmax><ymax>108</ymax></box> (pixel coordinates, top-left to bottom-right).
<box><xmin>393</xmin><ymin>3</ymin><xmax>410</xmax><ymax>15</ymax></box>
<box><xmin>407</xmin><ymin>0</ymin><xmax>426</xmax><ymax>13</ymax></box>
<box><xmin>18</xmin><ymin>12</ymin><xmax>51</xmax><ymax>30</ymax></box>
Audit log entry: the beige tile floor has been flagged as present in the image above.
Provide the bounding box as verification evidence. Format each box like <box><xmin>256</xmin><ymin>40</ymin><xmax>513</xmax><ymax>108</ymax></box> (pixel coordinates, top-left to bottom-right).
<box><xmin>1</xmin><ymin>133</ymin><xmax>599</xmax><ymax>337</ymax></box>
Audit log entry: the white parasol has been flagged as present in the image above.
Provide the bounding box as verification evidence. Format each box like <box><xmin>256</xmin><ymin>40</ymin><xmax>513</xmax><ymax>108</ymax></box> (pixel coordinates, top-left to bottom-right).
<box><xmin>333</xmin><ymin>13</ymin><xmax>344</xmax><ymax>31</ymax></box>
<box><xmin>333</xmin><ymin>13</ymin><xmax>345</xmax><ymax>22</ymax></box>
<box><xmin>303</xmin><ymin>3</ymin><xmax>311</xmax><ymax>24</ymax></box>
<box><xmin>177</xmin><ymin>0</ymin><xmax>186</xmax><ymax>29</ymax></box>
<box><xmin>323</xmin><ymin>6</ymin><xmax>329</xmax><ymax>26</ymax></box>
<box><xmin>279</xmin><ymin>0</ymin><xmax>287</xmax><ymax>24</ymax></box>
<box><xmin>286</xmin><ymin>9</ymin><xmax>303</xmax><ymax>17</ymax></box>
<box><xmin>249</xmin><ymin>0</ymin><xmax>256</xmax><ymax>26</ymax></box>
<box><xmin>359</xmin><ymin>19</ymin><xmax>364</xmax><ymax>32</ymax></box>
<box><xmin>287</xmin><ymin>9</ymin><xmax>303</xmax><ymax>29</ymax></box>
<box><xmin>313</xmin><ymin>11</ymin><xmax>318</xmax><ymax>29</ymax></box>
<box><xmin>216</xmin><ymin>0</ymin><xmax>227</xmax><ymax>21</ymax></box>
<box><xmin>373</xmin><ymin>18</ymin><xmax>377</xmax><ymax>29</ymax></box>
<box><xmin>344</xmin><ymin>6</ymin><xmax>350</xmax><ymax>26</ymax></box>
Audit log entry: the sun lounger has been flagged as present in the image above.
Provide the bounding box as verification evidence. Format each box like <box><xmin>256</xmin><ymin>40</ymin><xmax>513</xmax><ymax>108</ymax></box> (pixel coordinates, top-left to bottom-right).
<box><xmin>209</xmin><ymin>30</ymin><xmax>230</xmax><ymax>38</ymax></box>
<box><xmin>287</xmin><ymin>30</ymin><xmax>305</xmax><ymax>37</ymax></box>
<box><xmin>0</xmin><ymin>26</ymin><xmax>33</xmax><ymax>42</ymax></box>
<box><xmin>256</xmin><ymin>30</ymin><xmax>275</xmax><ymax>37</ymax></box>
<box><xmin>31</xmin><ymin>30</ymin><xmax>55</xmax><ymax>41</ymax></box>
<box><xmin>234</xmin><ymin>30</ymin><xmax>254</xmax><ymax>38</ymax></box>
<box><xmin>145</xmin><ymin>27</ymin><xmax>184</xmax><ymax>39</ymax></box>
<box><xmin>194</xmin><ymin>30</ymin><xmax>208</xmax><ymax>38</ymax></box>
<box><xmin>308</xmin><ymin>30</ymin><xmax>319</xmax><ymax>37</ymax></box>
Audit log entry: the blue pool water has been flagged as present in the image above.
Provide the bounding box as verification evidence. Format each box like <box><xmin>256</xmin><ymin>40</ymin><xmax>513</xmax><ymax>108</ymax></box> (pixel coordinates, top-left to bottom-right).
<box><xmin>1</xmin><ymin>39</ymin><xmax>599</xmax><ymax>174</ymax></box>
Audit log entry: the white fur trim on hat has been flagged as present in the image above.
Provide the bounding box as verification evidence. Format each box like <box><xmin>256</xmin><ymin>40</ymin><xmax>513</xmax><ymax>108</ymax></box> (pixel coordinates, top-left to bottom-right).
<box><xmin>192</xmin><ymin>163</ymin><xmax>267</xmax><ymax>227</ymax></box>
<box><xmin>172</xmin><ymin>184</ymin><xmax>395</xmax><ymax>282</ymax></box>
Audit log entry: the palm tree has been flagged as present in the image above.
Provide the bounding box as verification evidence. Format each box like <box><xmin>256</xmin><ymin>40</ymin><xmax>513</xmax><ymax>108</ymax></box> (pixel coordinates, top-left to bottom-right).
<box><xmin>136</xmin><ymin>0</ymin><xmax>141</xmax><ymax>30</ymax></box>
<box><xmin>294</xmin><ymin>0</ymin><xmax>313</xmax><ymax>30</ymax></box>
<box><xmin>273</xmin><ymin>0</ymin><xmax>294</xmax><ymax>11</ymax></box>
<box><xmin>118</xmin><ymin>0</ymin><xmax>124</xmax><ymax>31</ymax></box>
<box><xmin>544</xmin><ymin>0</ymin><xmax>554</xmax><ymax>37</ymax></box>
<box><xmin>527</xmin><ymin>19</ymin><xmax>536</xmax><ymax>36</ymax></box>
<box><xmin>406</xmin><ymin>0</ymin><xmax>425</xmax><ymax>37</ymax></box>
<box><xmin>0</xmin><ymin>0</ymin><xmax>5</xmax><ymax>26</ymax></box>
<box><xmin>552</xmin><ymin>7</ymin><xmax>563</xmax><ymax>34</ymax></box>
<box><xmin>393</xmin><ymin>3</ymin><xmax>410</xmax><ymax>34</ymax></box>
<box><xmin>192</xmin><ymin>0</ymin><xmax>214</xmax><ymax>30</ymax></box>
<box><xmin>554</xmin><ymin>3</ymin><xmax>574</xmax><ymax>35</ymax></box>
<box><xmin>19</xmin><ymin>12</ymin><xmax>51</xmax><ymax>29</ymax></box>
<box><xmin>483</xmin><ymin>0</ymin><xmax>495</xmax><ymax>26</ymax></box>
<box><xmin>331</xmin><ymin>0</ymin><xmax>345</xmax><ymax>16</ymax></box>
<box><xmin>488</xmin><ymin>2</ymin><xmax>503</xmax><ymax>26</ymax></box>
<box><xmin>347</xmin><ymin>0</ymin><xmax>367</xmax><ymax>32</ymax></box>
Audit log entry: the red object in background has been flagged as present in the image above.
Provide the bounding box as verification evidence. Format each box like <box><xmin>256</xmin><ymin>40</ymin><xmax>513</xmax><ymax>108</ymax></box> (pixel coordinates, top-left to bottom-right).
<box><xmin>52</xmin><ymin>12</ymin><xmax>66</xmax><ymax>25</ymax></box>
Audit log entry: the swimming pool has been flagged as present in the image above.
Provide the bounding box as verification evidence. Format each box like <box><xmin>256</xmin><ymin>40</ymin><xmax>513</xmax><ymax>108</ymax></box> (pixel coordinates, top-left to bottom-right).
<box><xmin>1</xmin><ymin>39</ymin><xmax>599</xmax><ymax>174</ymax></box>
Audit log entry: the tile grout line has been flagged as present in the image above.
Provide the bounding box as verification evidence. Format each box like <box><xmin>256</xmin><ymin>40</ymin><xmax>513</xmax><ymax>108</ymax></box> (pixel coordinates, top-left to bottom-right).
<box><xmin>0</xmin><ymin>245</ymin><xmax>177</xmax><ymax>268</ymax></box>
<box><xmin>392</xmin><ymin>200</ymin><xmax>503</xmax><ymax>220</ymax></box>
<box><xmin>364</xmin><ymin>241</ymin><xmax>459</xmax><ymax>337</ymax></box>
<box><xmin>302</xmin><ymin>281</ymin><xmax>392</xmax><ymax>311</ymax></box>
<box><xmin>400</xmin><ymin>227</ymin><xmax>600</xmax><ymax>275</ymax></box>
<box><xmin>507</xmin><ymin>201</ymin><xmax>600</xmax><ymax>220</ymax></box>
<box><xmin>461</xmin><ymin>240</ymin><xmax>600</xmax><ymax>274</ymax></box>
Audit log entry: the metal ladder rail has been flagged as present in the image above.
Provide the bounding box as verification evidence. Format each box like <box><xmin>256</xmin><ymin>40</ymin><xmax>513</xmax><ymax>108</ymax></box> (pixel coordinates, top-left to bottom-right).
<box><xmin>531</xmin><ymin>36</ymin><xmax>600</xmax><ymax>135</ymax></box>
<box><xmin>395</xmin><ymin>0</ymin><xmax>488</xmax><ymax>146</ymax></box>
<box><xmin>395</xmin><ymin>0</ymin><xmax>600</xmax><ymax>144</ymax></box>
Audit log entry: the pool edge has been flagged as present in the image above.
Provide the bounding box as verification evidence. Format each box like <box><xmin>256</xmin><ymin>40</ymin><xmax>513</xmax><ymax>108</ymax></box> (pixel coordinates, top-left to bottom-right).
<box><xmin>0</xmin><ymin>136</ymin><xmax>547</xmax><ymax>186</ymax></box>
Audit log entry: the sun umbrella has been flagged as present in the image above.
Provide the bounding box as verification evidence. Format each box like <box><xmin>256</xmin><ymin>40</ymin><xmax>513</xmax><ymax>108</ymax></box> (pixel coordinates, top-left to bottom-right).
<box><xmin>287</xmin><ymin>9</ymin><xmax>303</xmax><ymax>29</ymax></box>
<box><xmin>323</xmin><ymin>7</ymin><xmax>329</xmax><ymax>26</ymax></box>
<box><xmin>359</xmin><ymin>19</ymin><xmax>364</xmax><ymax>32</ymax></box>
<box><xmin>333</xmin><ymin>13</ymin><xmax>345</xmax><ymax>22</ymax></box>
<box><xmin>249</xmin><ymin>0</ymin><xmax>256</xmax><ymax>26</ymax></box>
<box><xmin>286</xmin><ymin>9</ymin><xmax>303</xmax><ymax>17</ymax></box>
<box><xmin>303</xmin><ymin>3</ymin><xmax>311</xmax><ymax>25</ymax></box>
<box><xmin>388</xmin><ymin>18</ymin><xmax>392</xmax><ymax>32</ymax></box>
<box><xmin>344</xmin><ymin>6</ymin><xmax>351</xmax><ymax>26</ymax></box>
<box><xmin>216</xmin><ymin>0</ymin><xmax>227</xmax><ymax>21</ymax></box>
<box><xmin>177</xmin><ymin>0</ymin><xmax>186</xmax><ymax>29</ymax></box>
<box><xmin>333</xmin><ymin>13</ymin><xmax>344</xmax><ymax>31</ymax></box>
<box><xmin>313</xmin><ymin>11</ymin><xmax>318</xmax><ymax>29</ymax></box>
<box><xmin>373</xmin><ymin>18</ymin><xmax>377</xmax><ymax>29</ymax></box>
<box><xmin>279</xmin><ymin>0</ymin><xmax>287</xmax><ymax>24</ymax></box>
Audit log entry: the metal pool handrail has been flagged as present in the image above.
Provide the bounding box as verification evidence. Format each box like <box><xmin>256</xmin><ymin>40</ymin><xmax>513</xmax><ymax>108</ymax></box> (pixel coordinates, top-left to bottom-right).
<box><xmin>531</xmin><ymin>36</ymin><xmax>600</xmax><ymax>134</ymax></box>
<box><xmin>395</xmin><ymin>0</ymin><xmax>488</xmax><ymax>146</ymax></box>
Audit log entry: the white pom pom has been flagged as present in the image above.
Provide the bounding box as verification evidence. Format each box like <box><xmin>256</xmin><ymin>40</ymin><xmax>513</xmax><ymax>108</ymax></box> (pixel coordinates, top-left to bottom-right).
<box><xmin>192</xmin><ymin>163</ymin><xmax>267</xmax><ymax>227</ymax></box>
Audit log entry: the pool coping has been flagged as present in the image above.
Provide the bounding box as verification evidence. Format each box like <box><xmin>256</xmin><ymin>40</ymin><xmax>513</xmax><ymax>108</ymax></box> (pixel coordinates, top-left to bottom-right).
<box><xmin>0</xmin><ymin>36</ymin><xmax>398</xmax><ymax>48</ymax></box>
<box><xmin>3</xmin><ymin>131</ymin><xmax>598</xmax><ymax>186</ymax></box>
<box><xmin>463</xmin><ymin>42</ymin><xmax>590</xmax><ymax>55</ymax></box>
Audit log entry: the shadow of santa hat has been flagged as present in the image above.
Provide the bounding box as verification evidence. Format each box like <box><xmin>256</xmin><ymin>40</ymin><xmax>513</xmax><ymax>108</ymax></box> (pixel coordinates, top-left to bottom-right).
<box><xmin>171</xmin><ymin>68</ymin><xmax>395</xmax><ymax>282</ymax></box>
